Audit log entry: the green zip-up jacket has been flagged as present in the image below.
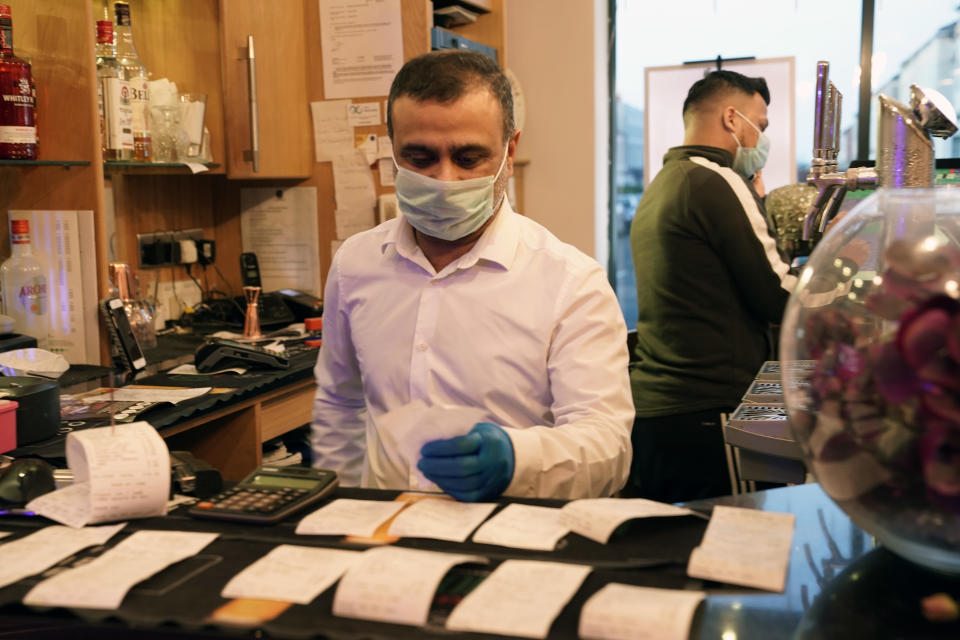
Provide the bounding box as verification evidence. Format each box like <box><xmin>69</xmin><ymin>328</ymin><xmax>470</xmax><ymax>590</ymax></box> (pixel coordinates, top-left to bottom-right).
<box><xmin>630</xmin><ymin>145</ymin><xmax>797</xmax><ymax>416</ymax></box>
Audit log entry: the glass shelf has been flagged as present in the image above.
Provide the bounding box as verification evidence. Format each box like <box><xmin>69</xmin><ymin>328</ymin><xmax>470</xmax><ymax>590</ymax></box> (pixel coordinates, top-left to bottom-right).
<box><xmin>103</xmin><ymin>161</ymin><xmax>221</xmax><ymax>174</ymax></box>
<box><xmin>0</xmin><ymin>159</ymin><xmax>90</xmax><ymax>167</ymax></box>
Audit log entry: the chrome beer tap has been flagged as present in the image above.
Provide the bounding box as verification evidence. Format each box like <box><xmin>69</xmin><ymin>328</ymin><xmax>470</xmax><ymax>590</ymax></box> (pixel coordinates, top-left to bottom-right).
<box><xmin>802</xmin><ymin>61</ymin><xmax>958</xmax><ymax>242</ymax></box>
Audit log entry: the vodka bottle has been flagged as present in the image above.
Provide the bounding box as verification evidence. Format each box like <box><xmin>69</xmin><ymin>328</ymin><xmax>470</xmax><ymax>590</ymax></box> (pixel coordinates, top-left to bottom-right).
<box><xmin>1</xmin><ymin>218</ymin><xmax>48</xmax><ymax>345</ymax></box>
<box><xmin>114</xmin><ymin>2</ymin><xmax>151</xmax><ymax>161</ymax></box>
<box><xmin>0</xmin><ymin>4</ymin><xmax>37</xmax><ymax>159</ymax></box>
<box><xmin>96</xmin><ymin>19</ymin><xmax>133</xmax><ymax>161</ymax></box>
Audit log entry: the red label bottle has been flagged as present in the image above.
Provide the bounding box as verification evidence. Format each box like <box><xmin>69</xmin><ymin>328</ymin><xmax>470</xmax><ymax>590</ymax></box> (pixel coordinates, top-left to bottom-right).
<box><xmin>0</xmin><ymin>4</ymin><xmax>37</xmax><ymax>160</ymax></box>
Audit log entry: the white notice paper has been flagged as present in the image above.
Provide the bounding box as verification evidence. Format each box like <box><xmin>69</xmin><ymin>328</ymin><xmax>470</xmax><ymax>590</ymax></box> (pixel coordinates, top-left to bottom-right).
<box><xmin>0</xmin><ymin>524</ymin><xmax>125</xmax><ymax>590</ymax></box>
<box><xmin>578</xmin><ymin>583</ymin><xmax>706</xmax><ymax>640</ymax></box>
<box><xmin>295</xmin><ymin>498</ymin><xmax>407</xmax><ymax>537</ymax></box>
<box><xmin>82</xmin><ymin>386</ymin><xmax>211</xmax><ymax>405</ymax></box>
<box><xmin>332</xmin><ymin>150</ymin><xmax>377</xmax><ymax>211</ymax></box>
<box><xmin>387</xmin><ymin>498</ymin><xmax>497</xmax><ymax>542</ymax></box>
<box><xmin>347</xmin><ymin>102</ymin><xmax>381</xmax><ymax>127</ymax></box>
<box><xmin>471</xmin><ymin>503</ymin><xmax>570</xmax><ymax>551</ymax></box>
<box><xmin>27</xmin><ymin>422</ymin><xmax>170</xmax><ymax>528</ymax></box>
<box><xmin>310</xmin><ymin>99</ymin><xmax>353</xmax><ymax>162</ymax></box>
<box><xmin>222</xmin><ymin>545</ymin><xmax>361</xmax><ymax>604</ymax></box>
<box><xmin>445</xmin><ymin>560</ymin><xmax>591</xmax><ymax>638</ymax></box>
<box><xmin>24</xmin><ymin>530</ymin><xmax>218</xmax><ymax>609</ymax></box>
<box><xmin>377</xmin><ymin>135</ymin><xmax>393</xmax><ymax>159</ymax></box>
<box><xmin>377</xmin><ymin>157</ymin><xmax>395</xmax><ymax>187</ymax></box>
<box><xmin>561</xmin><ymin>498</ymin><xmax>695</xmax><ymax>544</ymax></box>
<box><xmin>375</xmin><ymin>400</ymin><xmax>489</xmax><ymax>491</ymax></box>
<box><xmin>319</xmin><ymin>0</ymin><xmax>403</xmax><ymax>99</ymax></box>
<box><xmin>687</xmin><ymin>505</ymin><xmax>795</xmax><ymax>592</ymax></box>
<box><xmin>332</xmin><ymin>546</ymin><xmax>485</xmax><ymax>626</ymax></box>
<box><xmin>240</xmin><ymin>187</ymin><xmax>322</xmax><ymax>296</ymax></box>
<box><xmin>335</xmin><ymin>208</ymin><xmax>376</xmax><ymax>240</ymax></box>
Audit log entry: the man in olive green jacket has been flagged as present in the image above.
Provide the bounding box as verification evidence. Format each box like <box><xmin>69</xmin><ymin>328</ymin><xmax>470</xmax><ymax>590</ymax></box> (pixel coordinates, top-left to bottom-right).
<box><xmin>626</xmin><ymin>70</ymin><xmax>796</xmax><ymax>502</ymax></box>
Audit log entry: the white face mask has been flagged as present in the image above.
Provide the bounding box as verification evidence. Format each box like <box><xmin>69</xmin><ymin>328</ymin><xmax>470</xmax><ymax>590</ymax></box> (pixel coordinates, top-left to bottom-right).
<box><xmin>730</xmin><ymin>109</ymin><xmax>770</xmax><ymax>179</ymax></box>
<box><xmin>393</xmin><ymin>146</ymin><xmax>509</xmax><ymax>241</ymax></box>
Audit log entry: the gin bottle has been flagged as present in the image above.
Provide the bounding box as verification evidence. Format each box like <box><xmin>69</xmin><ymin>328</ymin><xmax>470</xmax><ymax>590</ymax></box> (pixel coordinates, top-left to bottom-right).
<box><xmin>114</xmin><ymin>2</ymin><xmax>151</xmax><ymax>161</ymax></box>
<box><xmin>1</xmin><ymin>218</ymin><xmax>48</xmax><ymax>345</ymax></box>
<box><xmin>0</xmin><ymin>4</ymin><xmax>36</xmax><ymax>160</ymax></box>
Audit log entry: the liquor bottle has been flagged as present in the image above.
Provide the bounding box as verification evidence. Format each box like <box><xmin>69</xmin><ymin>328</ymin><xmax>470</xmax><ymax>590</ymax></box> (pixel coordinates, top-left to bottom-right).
<box><xmin>113</xmin><ymin>2</ymin><xmax>150</xmax><ymax>161</ymax></box>
<box><xmin>0</xmin><ymin>5</ymin><xmax>37</xmax><ymax>160</ymax></box>
<box><xmin>96</xmin><ymin>19</ymin><xmax>133</xmax><ymax>161</ymax></box>
<box><xmin>1</xmin><ymin>218</ymin><xmax>48</xmax><ymax>346</ymax></box>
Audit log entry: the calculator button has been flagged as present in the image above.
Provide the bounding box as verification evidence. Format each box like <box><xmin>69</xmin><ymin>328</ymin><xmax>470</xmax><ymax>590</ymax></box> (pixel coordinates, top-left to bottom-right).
<box><xmin>195</xmin><ymin>502</ymin><xmax>214</xmax><ymax>509</ymax></box>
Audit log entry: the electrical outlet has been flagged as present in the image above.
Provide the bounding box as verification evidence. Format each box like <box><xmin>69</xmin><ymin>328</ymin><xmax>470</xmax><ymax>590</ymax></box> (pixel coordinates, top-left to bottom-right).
<box><xmin>137</xmin><ymin>228</ymin><xmax>204</xmax><ymax>269</ymax></box>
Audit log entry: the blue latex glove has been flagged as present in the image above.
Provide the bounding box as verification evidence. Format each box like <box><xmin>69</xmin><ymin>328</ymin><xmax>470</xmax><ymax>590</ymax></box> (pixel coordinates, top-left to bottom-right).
<box><xmin>418</xmin><ymin>422</ymin><xmax>515</xmax><ymax>502</ymax></box>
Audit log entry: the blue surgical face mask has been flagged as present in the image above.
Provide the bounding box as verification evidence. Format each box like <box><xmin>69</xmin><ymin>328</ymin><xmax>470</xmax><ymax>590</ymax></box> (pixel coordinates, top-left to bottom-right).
<box><xmin>730</xmin><ymin>109</ymin><xmax>770</xmax><ymax>179</ymax></box>
<box><xmin>393</xmin><ymin>146</ymin><xmax>509</xmax><ymax>241</ymax></box>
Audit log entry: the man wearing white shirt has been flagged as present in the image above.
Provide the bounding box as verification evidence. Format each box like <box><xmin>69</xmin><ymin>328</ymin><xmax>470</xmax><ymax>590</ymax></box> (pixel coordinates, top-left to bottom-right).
<box><xmin>311</xmin><ymin>50</ymin><xmax>633</xmax><ymax>501</ymax></box>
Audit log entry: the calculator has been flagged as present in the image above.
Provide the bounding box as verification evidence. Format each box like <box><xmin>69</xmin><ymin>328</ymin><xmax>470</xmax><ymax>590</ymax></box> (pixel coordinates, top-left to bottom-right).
<box><xmin>187</xmin><ymin>465</ymin><xmax>338</xmax><ymax>524</ymax></box>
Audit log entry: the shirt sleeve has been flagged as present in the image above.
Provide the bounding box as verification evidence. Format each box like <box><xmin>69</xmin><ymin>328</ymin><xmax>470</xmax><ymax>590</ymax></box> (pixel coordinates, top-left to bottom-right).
<box><xmin>501</xmin><ymin>262</ymin><xmax>634</xmax><ymax>499</ymax></box>
<box><xmin>695</xmin><ymin>167</ymin><xmax>797</xmax><ymax>323</ymax></box>
<box><xmin>311</xmin><ymin>251</ymin><xmax>367</xmax><ymax>485</ymax></box>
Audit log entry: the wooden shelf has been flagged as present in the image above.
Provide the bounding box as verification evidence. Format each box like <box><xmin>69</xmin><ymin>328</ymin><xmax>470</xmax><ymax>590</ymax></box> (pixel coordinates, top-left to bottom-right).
<box><xmin>103</xmin><ymin>161</ymin><xmax>221</xmax><ymax>175</ymax></box>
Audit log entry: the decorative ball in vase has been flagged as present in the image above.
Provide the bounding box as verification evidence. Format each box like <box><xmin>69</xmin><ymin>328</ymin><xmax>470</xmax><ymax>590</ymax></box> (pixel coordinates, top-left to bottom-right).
<box><xmin>780</xmin><ymin>187</ymin><xmax>960</xmax><ymax>574</ymax></box>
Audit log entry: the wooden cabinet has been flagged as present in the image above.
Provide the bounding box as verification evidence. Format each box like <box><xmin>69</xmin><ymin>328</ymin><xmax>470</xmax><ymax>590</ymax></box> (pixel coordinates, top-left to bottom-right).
<box><xmin>219</xmin><ymin>0</ymin><xmax>312</xmax><ymax>179</ymax></box>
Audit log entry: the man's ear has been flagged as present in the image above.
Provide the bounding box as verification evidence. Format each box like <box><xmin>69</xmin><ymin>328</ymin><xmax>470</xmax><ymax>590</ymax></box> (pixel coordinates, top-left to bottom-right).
<box><xmin>506</xmin><ymin>130</ymin><xmax>521</xmax><ymax>176</ymax></box>
<box><xmin>720</xmin><ymin>105</ymin><xmax>738</xmax><ymax>133</ymax></box>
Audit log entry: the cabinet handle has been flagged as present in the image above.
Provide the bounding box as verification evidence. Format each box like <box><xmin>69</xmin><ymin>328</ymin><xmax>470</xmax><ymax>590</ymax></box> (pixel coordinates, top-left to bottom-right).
<box><xmin>246</xmin><ymin>35</ymin><xmax>260</xmax><ymax>173</ymax></box>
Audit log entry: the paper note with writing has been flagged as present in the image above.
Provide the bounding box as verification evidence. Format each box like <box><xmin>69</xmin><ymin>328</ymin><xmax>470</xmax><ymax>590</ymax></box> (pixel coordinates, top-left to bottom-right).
<box><xmin>332</xmin><ymin>150</ymin><xmax>377</xmax><ymax>211</ymax></box>
<box><xmin>333</xmin><ymin>546</ymin><xmax>485</xmax><ymax>626</ymax></box>
<box><xmin>295</xmin><ymin>498</ymin><xmax>407</xmax><ymax>537</ymax></box>
<box><xmin>319</xmin><ymin>0</ymin><xmax>403</xmax><ymax>99</ymax></box>
<box><xmin>387</xmin><ymin>498</ymin><xmax>497</xmax><ymax>542</ymax></box>
<box><xmin>310</xmin><ymin>99</ymin><xmax>353</xmax><ymax>162</ymax></box>
<box><xmin>24</xmin><ymin>530</ymin><xmax>218</xmax><ymax>609</ymax></box>
<box><xmin>378</xmin><ymin>157</ymin><xmax>395</xmax><ymax>186</ymax></box>
<box><xmin>240</xmin><ymin>186</ymin><xmax>322</xmax><ymax>296</ymax></box>
<box><xmin>347</xmin><ymin>101</ymin><xmax>381</xmax><ymax>127</ymax></box>
<box><xmin>335</xmin><ymin>208</ymin><xmax>376</xmax><ymax>240</ymax></box>
<box><xmin>375</xmin><ymin>400</ymin><xmax>489</xmax><ymax>491</ymax></box>
<box><xmin>445</xmin><ymin>560</ymin><xmax>591</xmax><ymax>638</ymax></box>
<box><xmin>471</xmin><ymin>503</ymin><xmax>570</xmax><ymax>551</ymax></box>
<box><xmin>81</xmin><ymin>386</ymin><xmax>211</xmax><ymax>404</ymax></box>
<box><xmin>377</xmin><ymin>192</ymin><xmax>398</xmax><ymax>223</ymax></box>
<box><xmin>27</xmin><ymin>422</ymin><xmax>170</xmax><ymax>528</ymax></box>
<box><xmin>185</xmin><ymin>162</ymin><xmax>209</xmax><ymax>174</ymax></box>
<box><xmin>222</xmin><ymin>545</ymin><xmax>361</xmax><ymax>604</ymax></box>
<box><xmin>578</xmin><ymin>583</ymin><xmax>705</xmax><ymax>640</ymax></box>
<box><xmin>355</xmin><ymin>132</ymin><xmax>377</xmax><ymax>164</ymax></box>
<box><xmin>561</xmin><ymin>498</ymin><xmax>695</xmax><ymax>544</ymax></box>
<box><xmin>377</xmin><ymin>135</ymin><xmax>393</xmax><ymax>159</ymax></box>
<box><xmin>0</xmin><ymin>524</ymin><xmax>125</xmax><ymax>590</ymax></box>
<box><xmin>687</xmin><ymin>505</ymin><xmax>795</xmax><ymax>592</ymax></box>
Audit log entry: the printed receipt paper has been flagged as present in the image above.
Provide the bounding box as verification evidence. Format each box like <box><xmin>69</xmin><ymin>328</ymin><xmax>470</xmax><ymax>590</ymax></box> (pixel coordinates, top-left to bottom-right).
<box><xmin>27</xmin><ymin>422</ymin><xmax>170</xmax><ymax>528</ymax></box>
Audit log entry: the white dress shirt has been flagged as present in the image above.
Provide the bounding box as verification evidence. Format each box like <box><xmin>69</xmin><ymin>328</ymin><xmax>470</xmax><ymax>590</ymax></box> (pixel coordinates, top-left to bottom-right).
<box><xmin>311</xmin><ymin>200</ymin><xmax>634</xmax><ymax>499</ymax></box>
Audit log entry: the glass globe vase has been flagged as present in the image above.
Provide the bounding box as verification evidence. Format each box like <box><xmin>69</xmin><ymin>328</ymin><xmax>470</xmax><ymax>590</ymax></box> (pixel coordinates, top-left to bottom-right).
<box><xmin>780</xmin><ymin>187</ymin><xmax>960</xmax><ymax>574</ymax></box>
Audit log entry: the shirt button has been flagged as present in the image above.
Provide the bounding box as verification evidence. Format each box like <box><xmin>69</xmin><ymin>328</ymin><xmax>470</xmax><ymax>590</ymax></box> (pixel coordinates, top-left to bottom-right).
<box><xmin>416</xmin><ymin>343</ymin><xmax>428</xmax><ymax>352</ymax></box>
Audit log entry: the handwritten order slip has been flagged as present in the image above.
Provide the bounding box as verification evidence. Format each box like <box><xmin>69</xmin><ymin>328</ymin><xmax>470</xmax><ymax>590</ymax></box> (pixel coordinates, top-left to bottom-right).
<box><xmin>386</xmin><ymin>498</ymin><xmax>497</xmax><ymax>542</ymax></box>
<box><xmin>221</xmin><ymin>545</ymin><xmax>362</xmax><ymax>604</ymax></box>
<box><xmin>295</xmin><ymin>498</ymin><xmax>407</xmax><ymax>537</ymax></box>
<box><xmin>470</xmin><ymin>503</ymin><xmax>570</xmax><ymax>551</ymax></box>
<box><xmin>24</xmin><ymin>530</ymin><xmax>218</xmax><ymax>609</ymax></box>
<box><xmin>560</xmin><ymin>498</ymin><xmax>695</xmax><ymax>544</ymax></box>
<box><xmin>687</xmin><ymin>505</ymin><xmax>795</xmax><ymax>592</ymax></box>
<box><xmin>578</xmin><ymin>583</ymin><xmax>706</xmax><ymax>640</ymax></box>
<box><xmin>0</xmin><ymin>524</ymin><xmax>125</xmax><ymax>590</ymax></box>
<box><xmin>332</xmin><ymin>546</ymin><xmax>486</xmax><ymax>626</ymax></box>
<box><xmin>445</xmin><ymin>559</ymin><xmax>591</xmax><ymax>638</ymax></box>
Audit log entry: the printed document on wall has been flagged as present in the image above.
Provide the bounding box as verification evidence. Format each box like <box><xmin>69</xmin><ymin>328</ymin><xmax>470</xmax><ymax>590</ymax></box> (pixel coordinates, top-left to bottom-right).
<box><xmin>240</xmin><ymin>187</ymin><xmax>322</xmax><ymax>297</ymax></box>
<box><xmin>319</xmin><ymin>0</ymin><xmax>403</xmax><ymax>99</ymax></box>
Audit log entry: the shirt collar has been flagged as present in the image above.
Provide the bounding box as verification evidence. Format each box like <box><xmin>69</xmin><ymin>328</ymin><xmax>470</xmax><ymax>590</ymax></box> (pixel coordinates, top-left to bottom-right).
<box><xmin>381</xmin><ymin>197</ymin><xmax>521</xmax><ymax>271</ymax></box>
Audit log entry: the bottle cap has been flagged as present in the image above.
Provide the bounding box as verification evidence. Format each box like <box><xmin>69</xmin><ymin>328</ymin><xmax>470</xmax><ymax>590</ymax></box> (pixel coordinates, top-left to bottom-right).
<box><xmin>9</xmin><ymin>219</ymin><xmax>29</xmax><ymax>245</ymax></box>
<box><xmin>96</xmin><ymin>20</ymin><xmax>113</xmax><ymax>44</ymax></box>
<box><xmin>114</xmin><ymin>2</ymin><xmax>130</xmax><ymax>26</ymax></box>
<box><xmin>304</xmin><ymin>317</ymin><xmax>323</xmax><ymax>332</ymax></box>
<box><xmin>0</xmin><ymin>6</ymin><xmax>10</xmax><ymax>19</ymax></box>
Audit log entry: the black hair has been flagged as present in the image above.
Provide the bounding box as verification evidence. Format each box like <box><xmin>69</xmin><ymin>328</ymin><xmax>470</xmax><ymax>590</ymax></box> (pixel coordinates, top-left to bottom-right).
<box><xmin>387</xmin><ymin>50</ymin><xmax>514</xmax><ymax>143</ymax></box>
<box><xmin>682</xmin><ymin>70</ymin><xmax>770</xmax><ymax>115</ymax></box>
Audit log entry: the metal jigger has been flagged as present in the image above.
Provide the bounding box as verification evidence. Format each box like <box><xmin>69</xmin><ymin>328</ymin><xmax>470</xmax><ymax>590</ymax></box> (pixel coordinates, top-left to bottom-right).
<box><xmin>242</xmin><ymin>286</ymin><xmax>262</xmax><ymax>339</ymax></box>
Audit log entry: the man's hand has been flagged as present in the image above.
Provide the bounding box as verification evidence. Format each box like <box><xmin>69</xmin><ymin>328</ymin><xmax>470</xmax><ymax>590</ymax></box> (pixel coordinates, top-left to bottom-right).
<box><xmin>418</xmin><ymin>422</ymin><xmax>515</xmax><ymax>502</ymax></box>
<box><xmin>751</xmin><ymin>169</ymin><xmax>765</xmax><ymax>198</ymax></box>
